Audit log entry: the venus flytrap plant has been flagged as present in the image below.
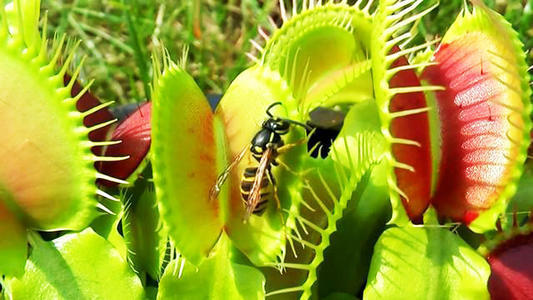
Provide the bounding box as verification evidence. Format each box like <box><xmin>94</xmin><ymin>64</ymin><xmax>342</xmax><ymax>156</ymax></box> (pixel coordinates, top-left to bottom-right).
<box><xmin>217</xmin><ymin>1</ymin><xmax>404</xmax><ymax>298</ymax></box>
<box><xmin>369</xmin><ymin>0</ymin><xmax>531</xmax><ymax>231</ymax></box>
<box><xmin>151</xmin><ymin>51</ymin><xmax>225</xmax><ymax>266</ymax></box>
<box><xmin>254</xmin><ymin>0</ymin><xmax>530</xmax><ymax>298</ymax></box>
<box><xmin>362</xmin><ymin>0</ymin><xmax>532</xmax><ymax>298</ymax></box>
<box><xmin>101</xmin><ymin>1</ymin><xmax>533</xmax><ymax>299</ymax></box>
<box><xmin>150</xmin><ymin>48</ymin><xmax>270</xmax><ymax>299</ymax></box>
<box><xmin>0</xmin><ymin>0</ymin><xmax>126</xmax><ymax>277</ymax></box>
<box><xmin>267</xmin><ymin>3</ymin><xmax>440</xmax><ymax>298</ymax></box>
<box><xmin>150</xmin><ymin>2</ymin><xmax>386</xmax><ymax>298</ymax></box>
<box><xmin>0</xmin><ymin>0</ymin><xmax>148</xmax><ymax>297</ymax></box>
<box><xmin>1</xmin><ymin>0</ymin><xmax>532</xmax><ymax>299</ymax></box>
<box><xmin>161</xmin><ymin>0</ymin><xmax>532</xmax><ymax>298</ymax></box>
<box><xmin>370</xmin><ymin>0</ymin><xmax>441</xmax><ymax>225</ymax></box>
<box><xmin>422</xmin><ymin>0</ymin><xmax>532</xmax><ymax>232</ymax></box>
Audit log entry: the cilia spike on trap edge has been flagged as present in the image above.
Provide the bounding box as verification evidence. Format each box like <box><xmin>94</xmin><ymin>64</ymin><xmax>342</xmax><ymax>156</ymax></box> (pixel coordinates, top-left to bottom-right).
<box><xmin>210</xmin><ymin>102</ymin><xmax>310</xmax><ymax>222</ymax></box>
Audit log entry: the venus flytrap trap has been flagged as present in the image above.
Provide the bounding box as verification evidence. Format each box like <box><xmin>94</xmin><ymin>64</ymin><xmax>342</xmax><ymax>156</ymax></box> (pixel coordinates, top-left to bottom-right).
<box><xmin>477</xmin><ymin>171</ymin><xmax>533</xmax><ymax>300</ymax></box>
<box><xmin>479</xmin><ymin>213</ymin><xmax>533</xmax><ymax>300</ymax></box>
<box><xmin>151</xmin><ymin>49</ymin><xmax>226</xmax><ymax>267</ymax></box>
<box><xmin>215</xmin><ymin>67</ymin><xmax>296</xmax><ymax>266</ymax></box>
<box><xmin>0</xmin><ymin>0</ymin><xmax>125</xmax><ymax>276</ymax></box>
<box><xmin>260</xmin><ymin>0</ymin><xmax>375</xmax><ymax>110</ymax></box>
<box><xmin>121</xmin><ymin>171</ymin><xmax>168</xmax><ymax>286</ymax></box>
<box><xmin>364</xmin><ymin>222</ymin><xmax>492</xmax><ymax>299</ymax></box>
<box><xmin>0</xmin><ymin>1</ymin><xmax>132</xmax><ymax>230</ymax></box>
<box><xmin>97</xmin><ymin>102</ymin><xmax>152</xmax><ymax>186</ymax></box>
<box><xmin>369</xmin><ymin>0</ymin><xmax>441</xmax><ymax>225</ymax></box>
<box><xmin>369</xmin><ymin>0</ymin><xmax>531</xmax><ymax>229</ymax></box>
<box><xmin>422</xmin><ymin>0</ymin><xmax>532</xmax><ymax>232</ymax></box>
<box><xmin>150</xmin><ymin>48</ymin><xmax>269</xmax><ymax>299</ymax></box>
<box><xmin>0</xmin><ymin>0</ymin><xmax>98</xmax><ymax>231</ymax></box>
<box><xmin>0</xmin><ymin>0</ymin><xmax>148</xmax><ymax>297</ymax></box>
<box><xmin>360</xmin><ymin>0</ymin><xmax>532</xmax><ymax>299</ymax></box>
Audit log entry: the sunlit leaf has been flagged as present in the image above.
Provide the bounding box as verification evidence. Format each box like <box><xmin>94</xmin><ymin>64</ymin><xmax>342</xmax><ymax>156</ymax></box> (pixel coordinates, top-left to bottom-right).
<box><xmin>157</xmin><ymin>236</ymin><xmax>265</xmax><ymax>300</ymax></box>
<box><xmin>5</xmin><ymin>229</ymin><xmax>145</xmax><ymax>299</ymax></box>
<box><xmin>364</xmin><ymin>227</ymin><xmax>490</xmax><ymax>300</ymax></box>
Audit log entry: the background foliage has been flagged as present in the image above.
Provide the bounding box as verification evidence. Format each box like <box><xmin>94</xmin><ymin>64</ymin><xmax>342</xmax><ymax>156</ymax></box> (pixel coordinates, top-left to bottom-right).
<box><xmin>42</xmin><ymin>0</ymin><xmax>533</xmax><ymax>104</ymax></box>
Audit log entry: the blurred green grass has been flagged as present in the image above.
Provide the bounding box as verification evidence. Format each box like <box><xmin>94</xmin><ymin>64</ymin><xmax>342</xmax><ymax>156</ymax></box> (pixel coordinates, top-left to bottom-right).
<box><xmin>43</xmin><ymin>0</ymin><xmax>279</xmax><ymax>104</ymax></box>
<box><xmin>41</xmin><ymin>0</ymin><xmax>532</xmax><ymax>104</ymax></box>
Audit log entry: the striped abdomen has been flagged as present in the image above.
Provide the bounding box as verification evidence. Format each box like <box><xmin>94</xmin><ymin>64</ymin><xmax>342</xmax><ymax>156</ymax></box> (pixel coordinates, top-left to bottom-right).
<box><xmin>240</xmin><ymin>166</ymin><xmax>271</xmax><ymax>215</ymax></box>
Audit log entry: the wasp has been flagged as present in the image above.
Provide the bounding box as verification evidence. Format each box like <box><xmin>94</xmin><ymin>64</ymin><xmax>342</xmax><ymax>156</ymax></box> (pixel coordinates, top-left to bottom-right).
<box><xmin>210</xmin><ymin>102</ymin><xmax>310</xmax><ymax>220</ymax></box>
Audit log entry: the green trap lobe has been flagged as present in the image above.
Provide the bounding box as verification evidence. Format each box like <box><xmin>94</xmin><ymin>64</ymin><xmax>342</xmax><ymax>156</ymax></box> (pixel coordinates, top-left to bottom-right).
<box><xmin>152</xmin><ymin>66</ymin><xmax>222</xmax><ymax>265</ymax></box>
<box><xmin>0</xmin><ymin>50</ymin><xmax>96</xmax><ymax>230</ymax></box>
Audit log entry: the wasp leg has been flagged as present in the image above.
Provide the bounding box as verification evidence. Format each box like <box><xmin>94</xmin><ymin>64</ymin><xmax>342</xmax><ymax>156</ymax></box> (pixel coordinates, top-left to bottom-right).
<box><xmin>277</xmin><ymin>137</ymin><xmax>308</xmax><ymax>155</ymax></box>
<box><xmin>267</xmin><ymin>168</ymin><xmax>285</xmax><ymax>227</ymax></box>
<box><xmin>275</xmin><ymin>137</ymin><xmax>314</xmax><ymax>176</ymax></box>
<box><xmin>276</xmin><ymin>159</ymin><xmax>315</xmax><ymax>178</ymax></box>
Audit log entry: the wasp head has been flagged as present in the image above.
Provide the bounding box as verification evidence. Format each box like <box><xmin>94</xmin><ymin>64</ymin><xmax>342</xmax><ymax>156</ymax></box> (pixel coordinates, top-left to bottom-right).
<box><xmin>263</xmin><ymin>118</ymin><xmax>290</xmax><ymax>135</ymax></box>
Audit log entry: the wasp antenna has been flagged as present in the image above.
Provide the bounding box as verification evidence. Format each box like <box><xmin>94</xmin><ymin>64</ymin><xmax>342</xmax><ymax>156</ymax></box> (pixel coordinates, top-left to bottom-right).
<box><xmin>266</xmin><ymin>101</ymin><xmax>283</xmax><ymax>117</ymax></box>
<box><xmin>284</xmin><ymin>118</ymin><xmax>312</xmax><ymax>131</ymax></box>
<box><xmin>266</xmin><ymin>101</ymin><xmax>312</xmax><ymax>130</ymax></box>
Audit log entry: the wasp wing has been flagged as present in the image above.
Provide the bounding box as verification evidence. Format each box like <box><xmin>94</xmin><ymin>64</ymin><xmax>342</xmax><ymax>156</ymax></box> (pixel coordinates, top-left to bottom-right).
<box><xmin>244</xmin><ymin>147</ymin><xmax>273</xmax><ymax>219</ymax></box>
<box><xmin>209</xmin><ymin>146</ymin><xmax>248</xmax><ymax>201</ymax></box>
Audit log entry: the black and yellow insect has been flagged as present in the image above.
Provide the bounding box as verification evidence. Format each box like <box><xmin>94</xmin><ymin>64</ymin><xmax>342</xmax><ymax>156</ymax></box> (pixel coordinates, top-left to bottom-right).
<box><xmin>211</xmin><ymin>101</ymin><xmax>309</xmax><ymax>220</ymax></box>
